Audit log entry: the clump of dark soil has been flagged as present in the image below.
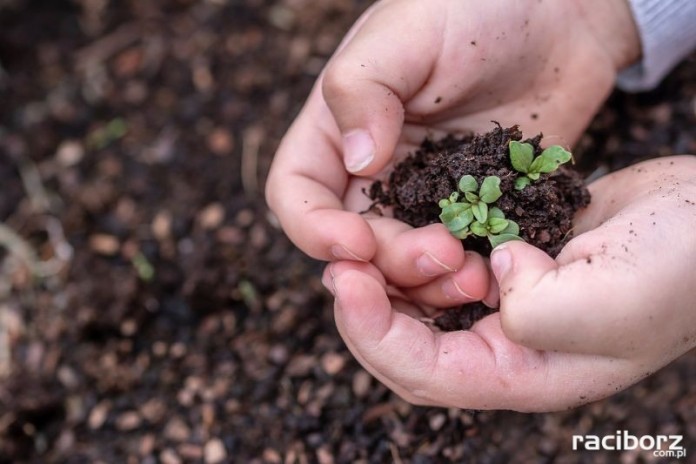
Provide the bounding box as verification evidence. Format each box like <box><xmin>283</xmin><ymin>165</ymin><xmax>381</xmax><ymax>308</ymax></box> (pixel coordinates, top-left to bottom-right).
<box><xmin>431</xmin><ymin>302</ymin><xmax>497</xmax><ymax>332</ymax></box>
<box><xmin>369</xmin><ymin>124</ymin><xmax>591</xmax><ymax>258</ymax></box>
<box><xmin>369</xmin><ymin>124</ymin><xmax>591</xmax><ymax>331</ymax></box>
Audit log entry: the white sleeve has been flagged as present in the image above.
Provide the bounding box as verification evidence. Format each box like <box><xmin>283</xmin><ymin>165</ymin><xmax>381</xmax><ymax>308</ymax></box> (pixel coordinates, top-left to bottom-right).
<box><xmin>616</xmin><ymin>0</ymin><xmax>696</xmax><ymax>92</ymax></box>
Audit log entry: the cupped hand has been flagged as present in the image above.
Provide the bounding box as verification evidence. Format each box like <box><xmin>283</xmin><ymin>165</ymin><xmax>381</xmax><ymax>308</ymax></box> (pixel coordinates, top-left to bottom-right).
<box><xmin>323</xmin><ymin>156</ymin><xmax>696</xmax><ymax>411</ymax></box>
<box><xmin>267</xmin><ymin>0</ymin><xmax>639</xmax><ymax>305</ymax></box>
<box><xmin>494</xmin><ymin>155</ymin><xmax>696</xmax><ymax>370</ymax></box>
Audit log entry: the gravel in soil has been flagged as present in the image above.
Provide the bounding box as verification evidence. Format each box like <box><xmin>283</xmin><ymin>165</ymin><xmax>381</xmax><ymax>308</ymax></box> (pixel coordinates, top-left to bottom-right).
<box><xmin>0</xmin><ymin>1</ymin><xmax>695</xmax><ymax>463</ymax></box>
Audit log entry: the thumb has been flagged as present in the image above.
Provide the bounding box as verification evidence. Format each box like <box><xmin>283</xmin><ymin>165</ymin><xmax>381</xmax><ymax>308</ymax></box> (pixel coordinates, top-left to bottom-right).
<box><xmin>320</xmin><ymin>3</ymin><xmax>441</xmax><ymax>175</ymax></box>
<box><xmin>490</xmin><ymin>240</ymin><xmax>639</xmax><ymax>356</ymax></box>
<box><xmin>490</xmin><ymin>241</ymin><xmax>559</xmax><ymax>347</ymax></box>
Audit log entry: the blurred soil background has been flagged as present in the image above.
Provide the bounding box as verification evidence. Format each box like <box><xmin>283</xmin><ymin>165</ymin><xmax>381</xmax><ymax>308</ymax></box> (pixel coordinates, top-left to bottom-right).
<box><xmin>0</xmin><ymin>0</ymin><xmax>694</xmax><ymax>462</ymax></box>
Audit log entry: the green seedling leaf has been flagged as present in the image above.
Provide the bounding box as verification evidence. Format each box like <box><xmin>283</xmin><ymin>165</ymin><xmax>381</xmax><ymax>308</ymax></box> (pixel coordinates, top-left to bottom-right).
<box><xmin>471</xmin><ymin>202</ymin><xmax>488</xmax><ymax>223</ymax></box>
<box><xmin>509</xmin><ymin>141</ymin><xmax>534</xmax><ymax>173</ymax></box>
<box><xmin>439</xmin><ymin>190</ymin><xmax>463</xmax><ymax>208</ymax></box>
<box><xmin>488</xmin><ymin>218</ymin><xmax>522</xmax><ymax>248</ymax></box>
<box><xmin>446</xmin><ymin>208</ymin><xmax>474</xmax><ymax>232</ymax></box>
<box><xmin>488</xmin><ymin>207</ymin><xmax>505</xmax><ymax>219</ymax></box>
<box><xmin>464</xmin><ymin>191</ymin><xmax>479</xmax><ymax>203</ymax></box>
<box><xmin>501</xmin><ymin>220</ymin><xmax>520</xmax><ymax>236</ymax></box>
<box><xmin>488</xmin><ymin>217</ymin><xmax>509</xmax><ymax>234</ymax></box>
<box><xmin>479</xmin><ymin>176</ymin><xmax>502</xmax><ymax>203</ymax></box>
<box><xmin>528</xmin><ymin>172</ymin><xmax>540</xmax><ymax>181</ymax></box>
<box><xmin>529</xmin><ymin>145</ymin><xmax>572</xmax><ymax>174</ymax></box>
<box><xmin>541</xmin><ymin>145</ymin><xmax>572</xmax><ymax>164</ymax></box>
<box><xmin>458</xmin><ymin>175</ymin><xmax>478</xmax><ymax>193</ymax></box>
<box><xmin>515</xmin><ymin>177</ymin><xmax>532</xmax><ymax>190</ymax></box>
<box><xmin>470</xmin><ymin>221</ymin><xmax>488</xmax><ymax>237</ymax></box>
<box><xmin>439</xmin><ymin>202</ymin><xmax>469</xmax><ymax>222</ymax></box>
<box><xmin>453</xmin><ymin>228</ymin><xmax>471</xmax><ymax>239</ymax></box>
<box><xmin>440</xmin><ymin>203</ymin><xmax>474</xmax><ymax>230</ymax></box>
<box><xmin>489</xmin><ymin>233</ymin><xmax>523</xmax><ymax>248</ymax></box>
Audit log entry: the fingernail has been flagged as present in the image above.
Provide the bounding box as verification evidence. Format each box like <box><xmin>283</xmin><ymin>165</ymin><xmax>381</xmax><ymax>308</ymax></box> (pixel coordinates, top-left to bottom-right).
<box><xmin>342</xmin><ymin>129</ymin><xmax>375</xmax><ymax>173</ymax></box>
<box><xmin>417</xmin><ymin>252</ymin><xmax>455</xmax><ymax>276</ymax></box>
<box><xmin>330</xmin><ymin>244</ymin><xmax>365</xmax><ymax>261</ymax></box>
<box><xmin>442</xmin><ymin>279</ymin><xmax>474</xmax><ymax>301</ymax></box>
<box><xmin>490</xmin><ymin>246</ymin><xmax>512</xmax><ymax>282</ymax></box>
<box><xmin>332</xmin><ymin>274</ymin><xmax>343</xmax><ymax>308</ymax></box>
<box><xmin>321</xmin><ymin>263</ymin><xmax>337</xmax><ymax>295</ymax></box>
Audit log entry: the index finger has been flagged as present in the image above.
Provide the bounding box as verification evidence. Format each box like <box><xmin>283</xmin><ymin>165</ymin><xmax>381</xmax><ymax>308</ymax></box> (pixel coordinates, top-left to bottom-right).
<box><xmin>266</xmin><ymin>88</ymin><xmax>377</xmax><ymax>261</ymax></box>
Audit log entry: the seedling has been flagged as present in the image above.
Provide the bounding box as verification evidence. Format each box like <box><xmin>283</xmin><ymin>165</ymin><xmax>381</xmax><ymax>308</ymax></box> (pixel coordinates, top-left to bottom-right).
<box><xmin>438</xmin><ymin>175</ymin><xmax>500</xmax><ymax>236</ymax></box>
<box><xmin>509</xmin><ymin>141</ymin><xmax>572</xmax><ymax>190</ymax></box>
<box><xmin>87</xmin><ymin>118</ymin><xmax>128</xmax><ymax>150</ymax></box>
<box><xmin>132</xmin><ymin>252</ymin><xmax>155</xmax><ymax>282</ymax></box>
<box><xmin>469</xmin><ymin>207</ymin><xmax>521</xmax><ymax>248</ymax></box>
<box><xmin>439</xmin><ymin>175</ymin><xmax>521</xmax><ymax>247</ymax></box>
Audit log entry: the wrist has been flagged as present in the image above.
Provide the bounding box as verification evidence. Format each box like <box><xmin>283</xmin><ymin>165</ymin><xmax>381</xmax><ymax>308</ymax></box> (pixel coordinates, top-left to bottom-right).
<box><xmin>574</xmin><ymin>0</ymin><xmax>642</xmax><ymax>72</ymax></box>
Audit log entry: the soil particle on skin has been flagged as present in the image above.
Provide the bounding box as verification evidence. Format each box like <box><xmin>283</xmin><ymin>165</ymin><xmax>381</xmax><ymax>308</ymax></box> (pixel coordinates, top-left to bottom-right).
<box><xmin>368</xmin><ymin>124</ymin><xmax>591</xmax><ymax>257</ymax></box>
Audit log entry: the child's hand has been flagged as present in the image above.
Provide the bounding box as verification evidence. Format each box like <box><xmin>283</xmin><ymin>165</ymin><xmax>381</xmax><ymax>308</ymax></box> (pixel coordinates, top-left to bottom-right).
<box><xmin>323</xmin><ymin>156</ymin><xmax>696</xmax><ymax>411</ymax></box>
<box><xmin>267</xmin><ymin>0</ymin><xmax>640</xmax><ymax>301</ymax></box>
<box><xmin>493</xmin><ymin>155</ymin><xmax>696</xmax><ymax>373</ymax></box>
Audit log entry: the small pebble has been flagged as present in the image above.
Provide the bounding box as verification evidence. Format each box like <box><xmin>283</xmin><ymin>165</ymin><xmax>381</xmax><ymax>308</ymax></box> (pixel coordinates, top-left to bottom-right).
<box><xmin>116</xmin><ymin>411</ymin><xmax>142</xmax><ymax>431</ymax></box>
<box><xmin>56</xmin><ymin>140</ymin><xmax>84</xmax><ymax>166</ymax></box>
<box><xmin>352</xmin><ymin>370</ymin><xmax>372</xmax><ymax>398</ymax></box>
<box><xmin>320</xmin><ymin>352</ymin><xmax>345</xmax><ymax>376</ymax></box>
<box><xmin>88</xmin><ymin>401</ymin><xmax>111</xmax><ymax>430</ymax></box>
<box><xmin>159</xmin><ymin>449</ymin><xmax>182</xmax><ymax>464</ymax></box>
<box><xmin>207</xmin><ymin>128</ymin><xmax>234</xmax><ymax>156</ymax></box>
<box><xmin>164</xmin><ymin>417</ymin><xmax>190</xmax><ymax>442</ymax></box>
<box><xmin>429</xmin><ymin>413</ymin><xmax>447</xmax><ymax>432</ymax></box>
<box><xmin>198</xmin><ymin>203</ymin><xmax>225</xmax><ymax>230</ymax></box>
<box><xmin>89</xmin><ymin>234</ymin><xmax>120</xmax><ymax>255</ymax></box>
<box><xmin>204</xmin><ymin>438</ymin><xmax>227</xmax><ymax>464</ymax></box>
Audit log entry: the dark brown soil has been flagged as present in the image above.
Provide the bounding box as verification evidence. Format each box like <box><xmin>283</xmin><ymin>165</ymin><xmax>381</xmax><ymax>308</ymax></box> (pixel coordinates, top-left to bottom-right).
<box><xmin>369</xmin><ymin>124</ymin><xmax>591</xmax><ymax>257</ymax></box>
<box><xmin>1</xmin><ymin>1</ymin><xmax>695</xmax><ymax>463</ymax></box>
<box><xmin>432</xmin><ymin>302</ymin><xmax>497</xmax><ymax>332</ymax></box>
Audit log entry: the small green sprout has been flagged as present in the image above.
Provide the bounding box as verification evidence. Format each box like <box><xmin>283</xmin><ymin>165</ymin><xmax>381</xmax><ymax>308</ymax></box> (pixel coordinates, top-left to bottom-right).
<box><xmin>439</xmin><ymin>175</ymin><xmax>521</xmax><ymax>247</ymax></box>
<box><xmin>87</xmin><ymin>118</ymin><xmax>128</xmax><ymax>150</ymax></box>
<box><xmin>509</xmin><ymin>141</ymin><xmax>572</xmax><ymax>190</ymax></box>
<box><xmin>469</xmin><ymin>207</ymin><xmax>522</xmax><ymax>248</ymax></box>
<box><xmin>439</xmin><ymin>175</ymin><xmax>502</xmax><ymax>225</ymax></box>
<box><xmin>132</xmin><ymin>252</ymin><xmax>155</xmax><ymax>282</ymax></box>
